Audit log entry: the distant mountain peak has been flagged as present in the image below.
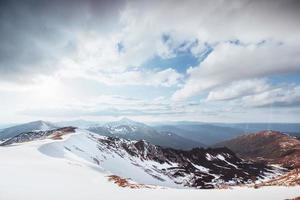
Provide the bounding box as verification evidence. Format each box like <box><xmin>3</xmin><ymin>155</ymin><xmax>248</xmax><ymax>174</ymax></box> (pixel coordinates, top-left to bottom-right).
<box><xmin>118</xmin><ymin>117</ymin><xmax>143</xmax><ymax>124</ymax></box>
<box><xmin>55</xmin><ymin>119</ymin><xmax>101</xmax><ymax>129</ymax></box>
<box><xmin>0</xmin><ymin>120</ymin><xmax>57</xmax><ymax>140</ymax></box>
<box><xmin>105</xmin><ymin>118</ymin><xmax>147</xmax><ymax>128</ymax></box>
<box><xmin>119</xmin><ymin>117</ymin><xmax>134</xmax><ymax>122</ymax></box>
<box><xmin>24</xmin><ymin>120</ymin><xmax>56</xmax><ymax>131</ymax></box>
<box><xmin>31</xmin><ymin>120</ymin><xmax>52</xmax><ymax>126</ymax></box>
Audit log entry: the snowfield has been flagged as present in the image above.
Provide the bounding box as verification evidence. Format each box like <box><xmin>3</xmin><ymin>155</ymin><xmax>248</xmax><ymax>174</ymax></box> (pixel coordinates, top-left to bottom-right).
<box><xmin>0</xmin><ymin>129</ymin><xmax>299</xmax><ymax>200</ymax></box>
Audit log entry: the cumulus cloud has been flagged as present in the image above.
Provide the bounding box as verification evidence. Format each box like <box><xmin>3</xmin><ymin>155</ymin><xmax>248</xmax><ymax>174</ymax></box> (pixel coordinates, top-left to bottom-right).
<box><xmin>241</xmin><ymin>85</ymin><xmax>300</xmax><ymax>108</ymax></box>
<box><xmin>0</xmin><ymin>0</ymin><xmax>125</xmax><ymax>82</ymax></box>
<box><xmin>206</xmin><ymin>79</ymin><xmax>271</xmax><ymax>101</ymax></box>
<box><xmin>123</xmin><ymin>0</ymin><xmax>300</xmax><ymax>45</ymax></box>
<box><xmin>173</xmin><ymin>42</ymin><xmax>300</xmax><ymax>100</ymax></box>
<box><xmin>206</xmin><ymin>79</ymin><xmax>300</xmax><ymax>108</ymax></box>
<box><xmin>2</xmin><ymin>0</ymin><xmax>300</xmax><ymax>83</ymax></box>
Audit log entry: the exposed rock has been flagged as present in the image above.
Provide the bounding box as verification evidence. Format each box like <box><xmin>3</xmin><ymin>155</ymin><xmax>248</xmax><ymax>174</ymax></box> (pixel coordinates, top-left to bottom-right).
<box><xmin>96</xmin><ymin>135</ymin><xmax>279</xmax><ymax>188</ymax></box>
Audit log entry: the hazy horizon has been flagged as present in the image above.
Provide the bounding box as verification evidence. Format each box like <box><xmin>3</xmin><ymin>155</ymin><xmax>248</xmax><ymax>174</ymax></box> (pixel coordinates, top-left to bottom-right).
<box><xmin>1</xmin><ymin>117</ymin><xmax>300</xmax><ymax>128</ymax></box>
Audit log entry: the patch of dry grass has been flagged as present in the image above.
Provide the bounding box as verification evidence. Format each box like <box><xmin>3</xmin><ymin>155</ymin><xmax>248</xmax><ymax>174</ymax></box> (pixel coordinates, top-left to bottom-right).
<box><xmin>107</xmin><ymin>175</ymin><xmax>155</xmax><ymax>189</ymax></box>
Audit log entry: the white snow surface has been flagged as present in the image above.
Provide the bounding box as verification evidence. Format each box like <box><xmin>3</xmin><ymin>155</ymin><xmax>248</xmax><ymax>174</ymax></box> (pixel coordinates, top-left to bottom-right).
<box><xmin>38</xmin><ymin>130</ymin><xmax>180</xmax><ymax>188</ymax></box>
<box><xmin>0</xmin><ymin>129</ymin><xmax>299</xmax><ymax>200</ymax></box>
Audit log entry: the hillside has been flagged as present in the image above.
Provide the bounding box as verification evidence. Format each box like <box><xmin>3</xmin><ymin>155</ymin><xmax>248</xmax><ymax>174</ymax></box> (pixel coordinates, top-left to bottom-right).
<box><xmin>215</xmin><ymin>130</ymin><xmax>300</xmax><ymax>169</ymax></box>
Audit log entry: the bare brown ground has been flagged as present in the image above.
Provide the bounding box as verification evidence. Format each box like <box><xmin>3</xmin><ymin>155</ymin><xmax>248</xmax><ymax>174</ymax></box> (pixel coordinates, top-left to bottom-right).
<box><xmin>107</xmin><ymin>175</ymin><xmax>155</xmax><ymax>189</ymax></box>
<box><xmin>256</xmin><ymin>168</ymin><xmax>300</xmax><ymax>187</ymax></box>
<box><xmin>285</xmin><ymin>197</ymin><xmax>300</xmax><ymax>200</ymax></box>
<box><xmin>49</xmin><ymin>127</ymin><xmax>76</xmax><ymax>140</ymax></box>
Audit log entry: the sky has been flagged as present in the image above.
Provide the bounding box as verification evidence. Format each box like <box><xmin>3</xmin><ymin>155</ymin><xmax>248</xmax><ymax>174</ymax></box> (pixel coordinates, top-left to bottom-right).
<box><xmin>0</xmin><ymin>0</ymin><xmax>300</xmax><ymax>123</ymax></box>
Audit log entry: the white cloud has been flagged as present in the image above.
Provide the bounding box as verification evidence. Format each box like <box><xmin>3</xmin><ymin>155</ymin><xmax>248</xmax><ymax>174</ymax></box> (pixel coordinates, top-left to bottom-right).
<box><xmin>1</xmin><ymin>0</ymin><xmax>300</xmax><ymax>123</ymax></box>
<box><xmin>57</xmin><ymin>66</ymin><xmax>182</xmax><ymax>87</ymax></box>
<box><xmin>173</xmin><ymin>42</ymin><xmax>300</xmax><ymax>100</ymax></box>
<box><xmin>205</xmin><ymin>79</ymin><xmax>300</xmax><ymax>108</ymax></box>
<box><xmin>99</xmin><ymin>68</ymin><xmax>182</xmax><ymax>87</ymax></box>
<box><xmin>122</xmin><ymin>0</ymin><xmax>300</xmax><ymax>45</ymax></box>
<box><xmin>2</xmin><ymin>0</ymin><xmax>300</xmax><ymax>82</ymax></box>
<box><xmin>206</xmin><ymin>79</ymin><xmax>271</xmax><ymax>101</ymax></box>
<box><xmin>241</xmin><ymin>85</ymin><xmax>300</xmax><ymax>108</ymax></box>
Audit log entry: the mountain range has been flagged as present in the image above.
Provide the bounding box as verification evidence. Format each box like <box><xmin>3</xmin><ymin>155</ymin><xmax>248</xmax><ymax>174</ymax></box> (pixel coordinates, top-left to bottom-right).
<box><xmin>0</xmin><ymin>118</ymin><xmax>299</xmax><ymax>192</ymax></box>
<box><xmin>0</xmin><ymin>126</ymin><xmax>281</xmax><ymax>189</ymax></box>
<box><xmin>88</xmin><ymin>118</ymin><xmax>206</xmax><ymax>150</ymax></box>
<box><xmin>1</xmin><ymin>118</ymin><xmax>300</xmax><ymax>149</ymax></box>
<box><xmin>154</xmin><ymin>124</ymin><xmax>243</xmax><ymax>145</ymax></box>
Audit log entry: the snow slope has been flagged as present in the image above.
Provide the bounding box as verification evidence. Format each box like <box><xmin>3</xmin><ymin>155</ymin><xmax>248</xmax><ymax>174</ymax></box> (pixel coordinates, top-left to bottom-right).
<box><xmin>0</xmin><ymin>129</ymin><xmax>299</xmax><ymax>200</ymax></box>
<box><xmin>38</xmin><ymin>129</ymin><xmax>179</xmax><ymax>188</ymax></box>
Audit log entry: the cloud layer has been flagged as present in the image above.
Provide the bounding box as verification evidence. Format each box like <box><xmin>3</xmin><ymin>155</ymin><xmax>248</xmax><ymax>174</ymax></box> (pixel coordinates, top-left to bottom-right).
<box><xmin>0</xmin><ymin>0</ymin><xmax>300</xmax><ymax>123</ymax></box>
<box><xmin>173</xmin><ymin>42</ymin><xmax>300</xmax><ymax>100</ymax></box>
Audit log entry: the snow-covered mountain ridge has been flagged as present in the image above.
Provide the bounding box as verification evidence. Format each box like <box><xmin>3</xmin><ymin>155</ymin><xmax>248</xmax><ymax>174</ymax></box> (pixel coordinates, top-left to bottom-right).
<box><xmin>93</xmin><ymin>135</ymin><xmax>281</xmax><ymax>188</ymax></box>
<box><xmin>0</xmin><ymin>128</ymin><xmax>299</xmax><ymax>200</ymax></box>
<box><xmin>1</xmin><ymin>127</ymin><xmax>283</xmax><ymax>189</ymax></box>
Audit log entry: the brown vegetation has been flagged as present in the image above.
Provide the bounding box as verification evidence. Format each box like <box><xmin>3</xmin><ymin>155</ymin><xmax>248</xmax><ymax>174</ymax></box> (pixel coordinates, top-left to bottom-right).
<box><xmin>285</xmin><ymin>197</ymin><xmax>300</xmax><ymax>200</ymax></box>
<box><xmin>107</xmin><ymin>175</ymin><xmax>154</xmax><ymax>189</ymax></box>
<box><xmin>49</xmin><ymin>127</ymin><xmax>76</xmax><ymax>140</ymax></box>
<box><xmin>256</xmin><ymin>168</ymin><xmax>300</xmax><ymax>187</ymax></box>
<box><xmin>216</xmin><ymin>131</ymin><xmax>300</xmax><ymax>169</ymax></box>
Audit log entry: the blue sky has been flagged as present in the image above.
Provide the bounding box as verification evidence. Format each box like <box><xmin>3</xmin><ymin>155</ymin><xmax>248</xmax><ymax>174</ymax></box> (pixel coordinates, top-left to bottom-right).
<box><xmin>0</xmin><ymin>0</ymin><xmax>300</xmax><ymax>123</ymax></box>
<box><xmin>142</xmin><ymin>53</ymin><xmax>199</xmax><ymax>74</ymax></box>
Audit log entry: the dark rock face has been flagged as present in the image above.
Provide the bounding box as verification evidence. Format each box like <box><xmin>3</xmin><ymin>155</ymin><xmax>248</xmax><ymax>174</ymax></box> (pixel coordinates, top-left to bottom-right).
<box><xmin>0</xmin><ymin>127</ymin><xmax>76</xmax><ymax>146</ymax></box>
<box><xmin>97</xmin><ymin>136</ymin><xmax>276</xmax><ymax>188</ymax></box>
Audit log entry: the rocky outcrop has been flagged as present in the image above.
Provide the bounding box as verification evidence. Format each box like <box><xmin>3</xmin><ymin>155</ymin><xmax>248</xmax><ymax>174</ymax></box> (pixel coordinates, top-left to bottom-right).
<box><xmin>96</xmin><ymin>135</ymin><xmax>278</xmax><ymax>188</ymax></box>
